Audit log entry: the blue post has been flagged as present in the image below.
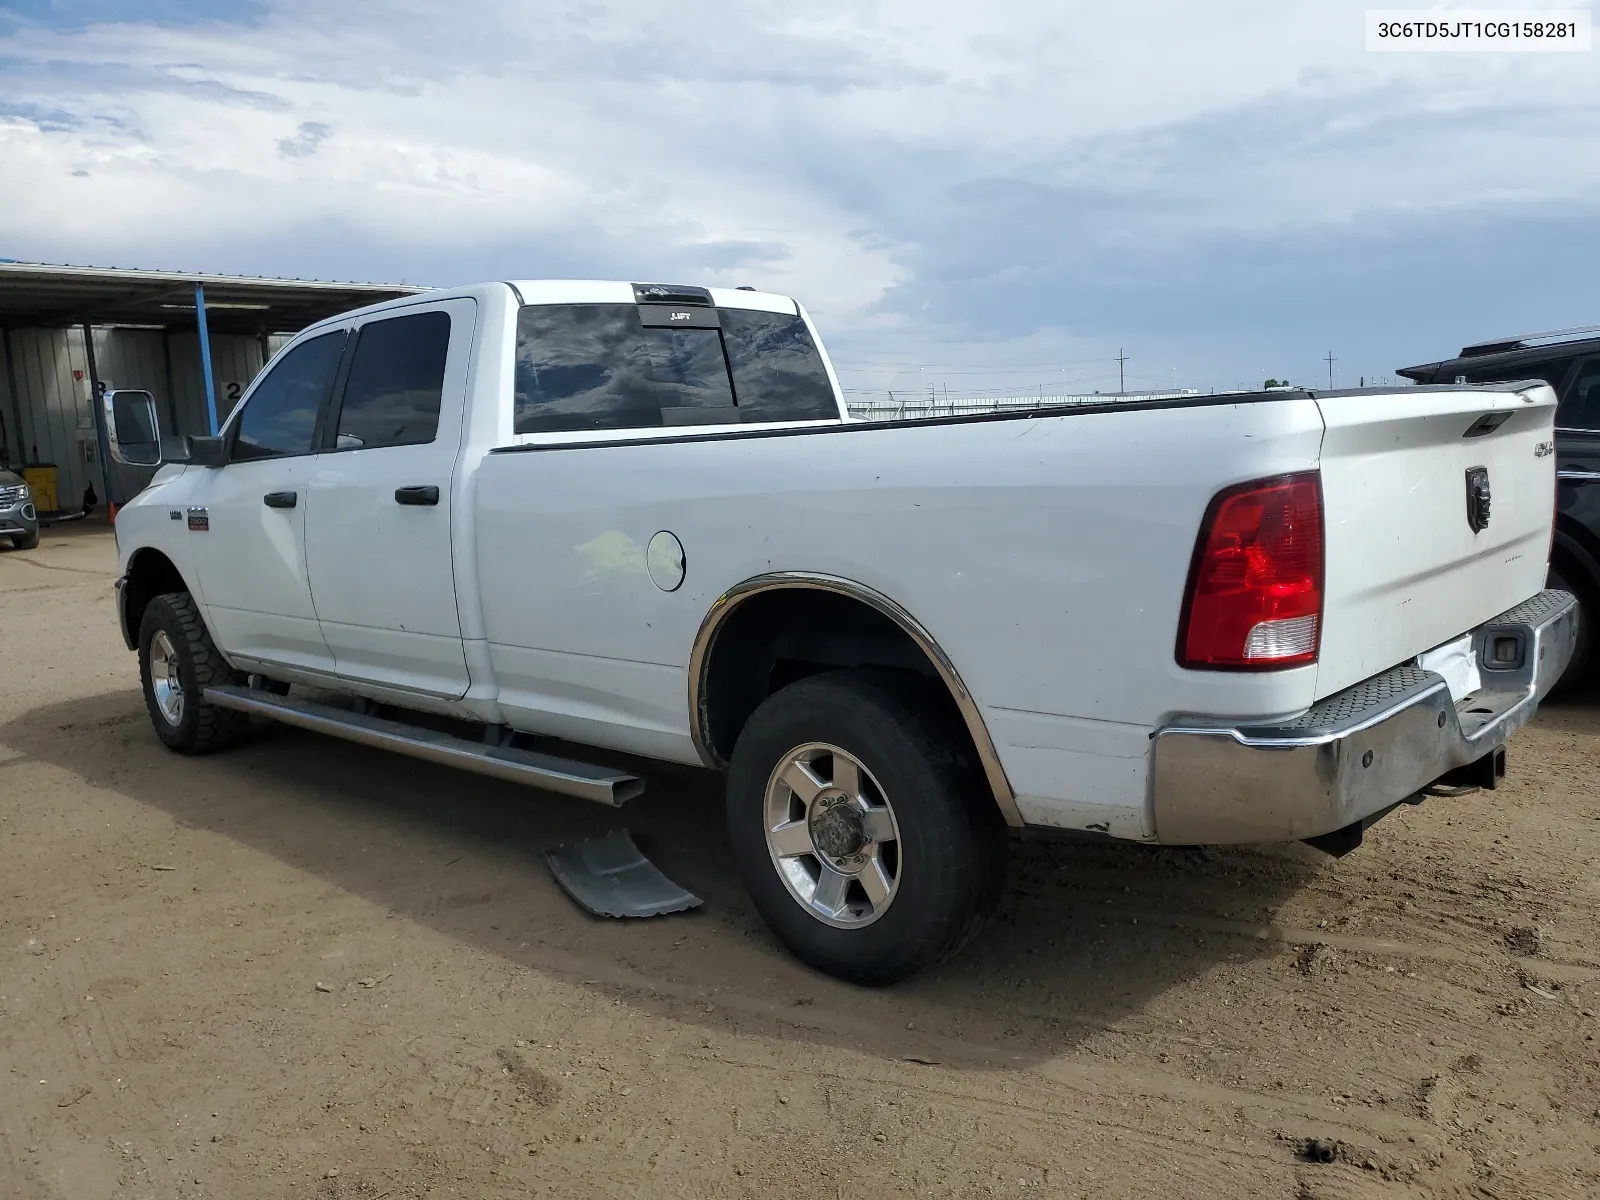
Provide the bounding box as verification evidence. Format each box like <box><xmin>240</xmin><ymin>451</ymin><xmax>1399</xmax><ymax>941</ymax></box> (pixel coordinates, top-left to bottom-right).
<box><xmin>195</xmin><ymin>282</ymin><xmax>219</xmax><ymax>434</ymax></box>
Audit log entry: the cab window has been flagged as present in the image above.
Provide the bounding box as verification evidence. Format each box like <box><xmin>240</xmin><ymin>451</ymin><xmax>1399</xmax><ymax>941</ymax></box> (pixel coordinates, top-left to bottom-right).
<box><xmin>332</xmin><ymin>311</ymin><xmax>451</xmax><ymax>450</ymax></box>
<box><xmin>232</xmin><ymin>331</ymin><xmax>345</xmax><ymax>460</ymax></box>
<box><xmin>513</xmin><ymin>303</ymin><xmax>838</xmax><ymax>434</ymax></box>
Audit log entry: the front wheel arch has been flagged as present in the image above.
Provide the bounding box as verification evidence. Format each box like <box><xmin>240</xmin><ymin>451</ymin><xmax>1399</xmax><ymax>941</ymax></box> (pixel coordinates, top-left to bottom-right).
<box><xmin>122</xmin><ymin>548</ymin><xmax>192</xmax><ymax>650</ymax></box>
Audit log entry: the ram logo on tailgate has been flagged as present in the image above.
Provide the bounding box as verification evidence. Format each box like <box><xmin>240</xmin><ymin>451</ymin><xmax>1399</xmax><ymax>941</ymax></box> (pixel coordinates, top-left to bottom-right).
<box><xmin>1465</xmin><ymin>467</ymin><xmax>1491</xmax><ymax>534</ymax></box>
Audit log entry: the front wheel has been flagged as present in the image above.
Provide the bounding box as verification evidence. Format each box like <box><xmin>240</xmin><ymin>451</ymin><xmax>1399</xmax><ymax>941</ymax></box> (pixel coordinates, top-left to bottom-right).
<box><xmin>726</xmin><ymin>670</ymin><xmax>1007</xmax><ymax>985</ymax></box>
<box><xmin>12</xmin><ymin>529</ymin><xmax>39</xmax><ymax>550</ymax></box>
<box><xmin>138</xmin><ymin>592</ymin><xmax>249</xmax><ymax>754</ymax></box>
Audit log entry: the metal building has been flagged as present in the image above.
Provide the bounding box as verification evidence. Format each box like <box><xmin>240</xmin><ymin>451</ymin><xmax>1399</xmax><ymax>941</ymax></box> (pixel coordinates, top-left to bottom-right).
<box><xmin>0</xmin><ymin>262</ymin><xmax>422</xmax><ymax>514</ymax></box>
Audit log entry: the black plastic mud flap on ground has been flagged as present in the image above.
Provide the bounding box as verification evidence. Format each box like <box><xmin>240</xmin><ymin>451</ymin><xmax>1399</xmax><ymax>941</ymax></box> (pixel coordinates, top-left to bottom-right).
<box><xmin>545</xmin><ymin>830</ymin><xmax>703</xmax><ymax>918</ymax></box>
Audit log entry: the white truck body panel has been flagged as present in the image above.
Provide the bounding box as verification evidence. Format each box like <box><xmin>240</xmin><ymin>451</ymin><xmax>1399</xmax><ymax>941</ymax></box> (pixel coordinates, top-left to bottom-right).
<box><xmin>1316</xmin><ymin>388</ymin><xmax>1554</xmax><ymax>695</ymax></box>
<box><xmin>183</xmin><ymin>454</ymin><xmax>332</xmax><ymax>673</ymax></box>
<box><xmin>474</xmin><ymin>396</ymin><xmax>1331</xmax><ymax>838</ymax></box>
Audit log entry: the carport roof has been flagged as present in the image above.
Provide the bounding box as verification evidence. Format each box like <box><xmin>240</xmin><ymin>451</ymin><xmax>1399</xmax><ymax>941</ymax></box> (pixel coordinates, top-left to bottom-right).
<box><xmin>0</xmin><ymin>261</ymin><xmax>427</xmax><ymax>335</ymax></box>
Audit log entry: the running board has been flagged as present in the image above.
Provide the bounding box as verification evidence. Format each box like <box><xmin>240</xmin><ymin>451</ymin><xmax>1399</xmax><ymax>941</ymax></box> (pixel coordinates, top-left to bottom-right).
<box><xmin>202</xmin><ymin>686</ymin><xmax>645</xmax><ymax>807</ymax></box>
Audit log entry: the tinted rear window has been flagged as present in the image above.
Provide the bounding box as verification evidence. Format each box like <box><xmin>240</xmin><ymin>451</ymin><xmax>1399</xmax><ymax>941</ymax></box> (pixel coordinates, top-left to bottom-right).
<box><xmin>719</xmin><ymin>309</ymin><xmax>838</xmax><ymax>422</ymax></box>
<box><xmin>514</xmin><ymin>303</ymin><xmax>837</xmax><ymax>434</ymax></box>
<box><xmin>335</xmin><ymin>311</ymin><xmax>450</xmax><ymax>449</ymax></box>
<box><xmin>515</xmin><ymin>305</ymin><xmax>659</xmax><ymax>434</ymax></box>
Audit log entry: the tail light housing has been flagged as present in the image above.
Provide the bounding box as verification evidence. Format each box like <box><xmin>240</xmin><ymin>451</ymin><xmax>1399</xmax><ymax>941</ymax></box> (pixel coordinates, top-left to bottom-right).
<box><xmin>1178</xmin><ymin>472</ymin><xmax>1324</xmax><ymax>670</ymax></box>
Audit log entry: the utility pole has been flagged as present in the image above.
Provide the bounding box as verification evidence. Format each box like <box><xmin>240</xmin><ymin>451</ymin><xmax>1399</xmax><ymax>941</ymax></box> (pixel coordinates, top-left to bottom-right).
<box><xmin>1324</xmin><ymin>350</ymin><xmax>1337</xmax><ymax>389</ymax></box>
<box><xmin>1115</xmin><ymin>348</ymin><xmax>1129</xmax><ymax>395</ymax></box>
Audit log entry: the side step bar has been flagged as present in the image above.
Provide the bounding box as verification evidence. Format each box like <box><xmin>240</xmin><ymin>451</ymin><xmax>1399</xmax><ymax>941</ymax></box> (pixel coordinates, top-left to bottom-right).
<box><xmin>203</xmin><ymin>686</ymin><xmax>645</xmax><ymax>807</ymax></box>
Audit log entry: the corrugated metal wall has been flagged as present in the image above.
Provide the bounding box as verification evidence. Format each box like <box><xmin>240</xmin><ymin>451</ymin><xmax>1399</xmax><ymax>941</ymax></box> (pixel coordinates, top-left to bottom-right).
<box><xmin>0</xmin><ymin>328</ymin><xmax>98</xmax><ymax>510</ymax></box>
<box><xmin>0</xmin><ymin>326</ymin><xmax>278</xmax><ymax>511</ymax></box>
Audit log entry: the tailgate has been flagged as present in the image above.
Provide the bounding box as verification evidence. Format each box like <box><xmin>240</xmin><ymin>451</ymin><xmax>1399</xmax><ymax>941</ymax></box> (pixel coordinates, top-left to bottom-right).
<box><xmin>1314</xmin><ymin>383</ymin><xmax>1557</xmax><ymax>698</ymax></box>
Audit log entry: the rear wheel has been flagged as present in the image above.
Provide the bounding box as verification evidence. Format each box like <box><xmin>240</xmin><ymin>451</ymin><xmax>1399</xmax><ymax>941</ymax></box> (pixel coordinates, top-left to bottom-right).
<box><xmin>1548</xmin><ymin>564</ymin><xmax>1593</xmax><ymax>691</ymax></box>
<box><xmin>138</xmin><ymin>592</ymin><xmax>249</xmax><ymax>753</ymax></box>
<box><xmin>726</xmin><ymin>670</ymin><xmax>1007</xmax><ymax>985</ymax></box>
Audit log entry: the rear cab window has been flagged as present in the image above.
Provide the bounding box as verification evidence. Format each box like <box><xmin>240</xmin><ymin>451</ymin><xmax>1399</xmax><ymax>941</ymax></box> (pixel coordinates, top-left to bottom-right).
<box><xmin>512</xmin><ymin>287</ymin><xmax>840</xmax><ymax>438</ymax></box>
<box><xmin>331</xmin><ymin>310</ymin><xmax>451</xmax><ymax>450</ymax></box>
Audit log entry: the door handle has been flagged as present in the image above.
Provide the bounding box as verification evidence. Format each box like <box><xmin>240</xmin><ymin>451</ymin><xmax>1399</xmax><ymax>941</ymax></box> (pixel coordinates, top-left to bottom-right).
<box><xmin>394</xmin><ymin>485</ymin><xmax>440</xmax><ymax>506</ymax></box>
<box><xmin>262</xmin><ymin>491</ymin><xmax>298</xmax><ymax>509</ymax></box>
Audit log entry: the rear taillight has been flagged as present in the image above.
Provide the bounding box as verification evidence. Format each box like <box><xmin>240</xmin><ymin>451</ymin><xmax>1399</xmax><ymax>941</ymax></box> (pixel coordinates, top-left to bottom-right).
<box><xmin>1178</xmin><ymin>472</ymin><xmax>1324</xmax><ymax>670</ymax></box>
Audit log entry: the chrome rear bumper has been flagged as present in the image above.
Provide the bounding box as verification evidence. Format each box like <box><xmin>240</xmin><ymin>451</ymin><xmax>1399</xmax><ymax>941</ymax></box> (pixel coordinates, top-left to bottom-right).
<box><xmin>1152</xmin><ymin>589</ymin><xmax>1578</xmax><ymax>845</ymax></box>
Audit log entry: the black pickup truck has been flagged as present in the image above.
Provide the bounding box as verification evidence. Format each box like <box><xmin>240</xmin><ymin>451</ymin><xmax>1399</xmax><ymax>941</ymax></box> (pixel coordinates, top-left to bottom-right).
<box><xmin>1401</xmin><ymin>328</ymin><xmax>1600</xmax><ymax>687</ymax></box>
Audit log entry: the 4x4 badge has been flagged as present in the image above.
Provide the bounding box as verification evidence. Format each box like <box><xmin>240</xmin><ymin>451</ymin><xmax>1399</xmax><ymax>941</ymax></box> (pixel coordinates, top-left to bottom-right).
<box><xmin>1535</xmin><ymin>440</ymin><xmax>1555</xmax><ymax>457</ymax></box>
<box><xmin>1465</xmin><ymin>467</ymin><xmax>1491</xmax><ymax>533</ymax></box>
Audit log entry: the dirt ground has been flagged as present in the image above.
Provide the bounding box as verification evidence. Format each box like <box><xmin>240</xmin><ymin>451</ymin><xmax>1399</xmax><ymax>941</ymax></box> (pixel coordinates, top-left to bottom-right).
<box><xmin>3</xmin><ymin>527</ymin><xmax>1600</xmax><ymax>1199</ymax></box>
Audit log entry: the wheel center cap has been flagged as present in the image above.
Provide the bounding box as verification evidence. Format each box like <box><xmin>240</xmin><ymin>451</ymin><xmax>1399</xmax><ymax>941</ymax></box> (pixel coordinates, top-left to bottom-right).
<box><xmin>809</xmin><ymin>797</ymin><xmax>866</xmax><ymax>860</ymax></box>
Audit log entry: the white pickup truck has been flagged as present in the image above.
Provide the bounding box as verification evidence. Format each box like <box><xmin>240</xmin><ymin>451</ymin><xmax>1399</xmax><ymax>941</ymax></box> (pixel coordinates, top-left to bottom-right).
<box><xmin>106</xmin><ymin>280</ymin><xmax>1577</xmax><ymax>984</ymax></box>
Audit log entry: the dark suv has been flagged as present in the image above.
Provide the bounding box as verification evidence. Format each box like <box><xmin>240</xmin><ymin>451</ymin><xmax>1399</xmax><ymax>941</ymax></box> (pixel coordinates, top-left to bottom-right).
<box><xmin>1400</xmin><ymin>327</ymin><xmax>1600</xmax><ymax>687</ymax></box>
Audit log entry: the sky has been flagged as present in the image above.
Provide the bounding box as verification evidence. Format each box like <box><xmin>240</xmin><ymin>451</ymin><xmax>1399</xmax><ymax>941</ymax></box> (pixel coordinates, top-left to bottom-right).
<box><xmin>1</xmin><ymin>0</ymin><xmax>1598</xmax><ymax>397</ymax></box>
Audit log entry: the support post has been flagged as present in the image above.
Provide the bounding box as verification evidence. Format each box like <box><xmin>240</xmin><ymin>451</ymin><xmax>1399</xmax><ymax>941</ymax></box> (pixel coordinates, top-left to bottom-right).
<box><xmin>160</xmin><ymin>328</ymin><xmax>180</xmax><ymax>432</ymax></box>
<box><xmin>195</xmin><ymin>282</ymin><xmax>219</xmax><ymax>434</ymax></box>
<box><xmin>82</xmin><ymin>323</ymin><xmax>116</xmax><ymax>507</ymax></box>
<box><xmin>1</xmin><ymin>326</ymin><xmax>24</xmax><ymax>468</ymax></box>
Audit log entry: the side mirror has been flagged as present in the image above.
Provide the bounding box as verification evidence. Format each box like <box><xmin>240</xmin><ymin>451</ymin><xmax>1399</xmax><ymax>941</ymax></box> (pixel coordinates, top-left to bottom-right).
<box><xmin>160</xmin><ymin>434</ymin><xmax>229</xmax><ymax>468</ymax></box>
<box><xmin>104</xmin><ymin>389</ymin><xmax>162</xmax><ymax>467</ymax></box>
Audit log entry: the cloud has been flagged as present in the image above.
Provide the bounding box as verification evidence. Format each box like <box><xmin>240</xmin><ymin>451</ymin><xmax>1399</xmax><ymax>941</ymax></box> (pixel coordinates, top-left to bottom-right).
<box><xmin>0</xmin><ymin>0</ymin><xmax>1597</xmax><ymax>390</ymax></box>
<box><xmin>276</xmin><ymin>119</ymin><xmax>330</xmax><ymax>158</ymax></box>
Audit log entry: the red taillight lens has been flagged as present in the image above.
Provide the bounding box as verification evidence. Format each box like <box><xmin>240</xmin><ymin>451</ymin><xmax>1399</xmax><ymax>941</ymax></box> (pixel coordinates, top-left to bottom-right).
<box><xmin>1178</xmin><ymin>472</ymin><xmax>1324</xmax><ymax>670</ymax></box>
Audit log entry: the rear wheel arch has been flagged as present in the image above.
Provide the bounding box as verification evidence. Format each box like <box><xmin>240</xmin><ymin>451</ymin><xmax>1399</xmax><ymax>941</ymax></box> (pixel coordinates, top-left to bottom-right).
<box><xmin>689</xmin><ymin>573</ymin><xmax>1024</xmax><ymax>828</ymax></box>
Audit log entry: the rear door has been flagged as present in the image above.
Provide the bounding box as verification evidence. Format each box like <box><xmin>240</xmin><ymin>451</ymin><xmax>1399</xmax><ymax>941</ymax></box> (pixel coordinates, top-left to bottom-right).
<box><xmin>302</xmin><ymin>298</ymin><xmax>477</xmax><ymax>698</ymax></box>
<box><xmin>1314</xmin><ymin>384</ymin><xmax>1559</xmax><ymax>696</ymax></box>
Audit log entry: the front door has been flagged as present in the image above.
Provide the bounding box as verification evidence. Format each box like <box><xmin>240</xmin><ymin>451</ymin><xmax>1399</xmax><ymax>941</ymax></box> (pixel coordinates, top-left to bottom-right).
<box><xmin>303</xmin><ymin>299</ymin><xmax>476</xmax><ymax>698</ymax></box>
<box><xmin>186</xmin><ymin>328</ymin><xmax>346</xmax><ymax>672</ymax></box>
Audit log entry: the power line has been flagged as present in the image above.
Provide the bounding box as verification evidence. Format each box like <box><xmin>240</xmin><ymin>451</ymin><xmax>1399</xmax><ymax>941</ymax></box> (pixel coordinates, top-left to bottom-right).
<box><xmin>834</xmin><ymin>366</ymin><xmax>1121</xmax><ymax>377</ymax></box>
<box><xmin>831</xmin><ymin>355</ymin><xmax>1115</xmax><ymax>369</ymax></box>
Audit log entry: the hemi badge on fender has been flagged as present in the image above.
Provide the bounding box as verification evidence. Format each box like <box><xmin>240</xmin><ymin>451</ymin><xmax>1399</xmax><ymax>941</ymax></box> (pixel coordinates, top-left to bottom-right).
<box><xmin>187</xmin><ymin>507</ymin><xmax>210</xmax><ymax>532</ymax></box>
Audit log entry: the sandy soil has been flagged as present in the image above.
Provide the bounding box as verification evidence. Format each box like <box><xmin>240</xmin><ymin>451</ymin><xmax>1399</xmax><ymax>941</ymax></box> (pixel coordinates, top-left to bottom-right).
<box><xmin>3</xmin><ymin>526</ymin><xmax>1600</xmax><ymax>1199</ymax></box>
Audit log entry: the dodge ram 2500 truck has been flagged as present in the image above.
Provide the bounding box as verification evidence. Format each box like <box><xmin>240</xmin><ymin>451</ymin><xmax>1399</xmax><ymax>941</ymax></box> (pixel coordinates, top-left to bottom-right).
<box><xmin>106</xmin><ymin>279</ymin><xmax>1576</xmax><ymax>984</ymax></box>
